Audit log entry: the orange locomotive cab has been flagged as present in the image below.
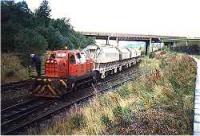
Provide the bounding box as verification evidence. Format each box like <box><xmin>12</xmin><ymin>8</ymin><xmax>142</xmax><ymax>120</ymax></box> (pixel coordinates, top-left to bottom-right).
<box><xmin>31</xmin><ymin>50</ymin><xmax>95</xmax><ymax>98</ymax></box>
<box><xmin>68</xmin><ymin>51</ymin><xmax>90</xmax><ymax>77</ymax></box>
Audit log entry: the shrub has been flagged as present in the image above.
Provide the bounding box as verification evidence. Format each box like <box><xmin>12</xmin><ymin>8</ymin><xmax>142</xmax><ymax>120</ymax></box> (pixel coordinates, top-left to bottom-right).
<box><xmin>1</xmin><ymin>53</ymin><xmax>29</xmax><ymax>84</ymax></box>
<box><xmin>149</xmin><ymin>52</ymin><xmax>155</xmax><ymax>58</ymax></box>
<box><xmin>171</xmin><ymin>41</ymin><xmax>200</xmax><ymax>55</ymax></box>
<box><xmin>100</xmin><ymin>115</ymin><xmax>111</xmax><ymax>127</ymax></box>
<box><xmin>116</xmin><ymin>86</ymin><xmax>131</xmax><ymax>98</ymax></box>
<box><xmin>112</xmin><ymin>106</ymin><xmax>132</xmax><ymax>126</ymax></box>
<box><xmin>98</xmin><ymin>95</ymin><xmax>111</xmax><ymax>106</ymax></box>
<box><xmin>68</xmin><ymin>113</ymin><xmax>86</xmax><ymax>129</ymax></box>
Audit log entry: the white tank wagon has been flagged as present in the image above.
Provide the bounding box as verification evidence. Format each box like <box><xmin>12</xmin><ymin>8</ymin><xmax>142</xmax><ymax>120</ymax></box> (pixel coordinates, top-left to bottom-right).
<box><xmin>135</xmin><ymin>48</ymin><xmax>142</xmax><ymax>58</ymax></box>
<box><xmin>83</xmin><ymin>44</ymin><xmax>141</xmax><ymax>79</ymax></box>
<box><xmin>118</xmin><ymin>47</ymin><xmax>130</xmax><ymax>60</ymax></box>
<box><xmin>95</xmin><ymin>46</ymin><xmax>120</xmax><ymax>63</ymax></box>
<box><xmin>126</xmin><ymin>47</ymin><xmax>141</xmax><ymax>63</ymax></box>
<box><xmin>126</xmin><ymin>47</ymin><xmax>137</xmax><ymax>58</ymax></box>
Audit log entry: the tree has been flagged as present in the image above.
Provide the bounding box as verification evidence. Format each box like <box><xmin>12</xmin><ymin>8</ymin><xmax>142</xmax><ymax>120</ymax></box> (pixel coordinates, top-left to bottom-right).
<box><xmin>35</xmin><ymin>0</ymin><xmax>51</xmax><ymax>26</ymax></box>
<box><xmin>15</xmin><ymin>28</ymin><xmax>47</xmax><ymax>54</ymax></box>
<box><xmin>51</xmin><ymin>18</ymin><xmax>72</xmax><ymax>36</ymax></box>
<box><xmin>1</xmin><ymin>0</ymin><xmax>95</xmax><ymax>56</ymax></box>
<box><xmin>2</xmin><ymin>21</ymin><xmax>23</xmax><ymax>52</ymax></box>
<box><xmin>46</xmin><ymin>26</ymin><xmax>67</xmax><ymax>50</ymax></box>
<box><xmin>50</xmin><ymin>18</ymin><xmax>95</xmax><ymax>49</ymax></box>
<box><xmin>14</xmin><ymin>28</ymin><xmax>48</xmax><ymax>65</ymax></box>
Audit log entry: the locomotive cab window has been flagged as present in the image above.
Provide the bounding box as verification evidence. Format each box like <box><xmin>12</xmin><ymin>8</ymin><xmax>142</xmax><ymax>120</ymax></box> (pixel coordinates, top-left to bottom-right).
<box><xmin>76</xmin><ymin>53</ymin><xmax>81</xmax><ymax>59</ymax></box>
<box><xmin>49</xmin><ymin>53</ymin><xmax>55</xmax><ymax>59</ymax></box>
<box><xmin>69</xmin><ymin>54</ymin><xmax>76</xmax><ymax>64</ymax></box>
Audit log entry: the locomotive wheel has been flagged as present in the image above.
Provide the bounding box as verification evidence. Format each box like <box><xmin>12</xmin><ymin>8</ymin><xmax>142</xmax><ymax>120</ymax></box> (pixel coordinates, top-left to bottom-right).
<box><xmin>68</xmin><ymin>81</ymin><xmax>77</xmax><ymax>92</ymax></box>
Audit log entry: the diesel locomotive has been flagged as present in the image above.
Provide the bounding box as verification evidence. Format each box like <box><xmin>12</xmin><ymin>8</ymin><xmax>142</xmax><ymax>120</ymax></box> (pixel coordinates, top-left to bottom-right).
<box><xmin>31</xmin><ymin>44</ymin><xmax>142</xmax><ymax>98</ymax></box>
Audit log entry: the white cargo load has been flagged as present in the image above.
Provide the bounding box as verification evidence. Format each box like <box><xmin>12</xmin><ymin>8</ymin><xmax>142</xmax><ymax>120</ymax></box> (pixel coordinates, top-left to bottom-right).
<box><xmin>126</xmin><ymin>47</ymin><xmax>137</xmax><ymax>58</ymax></box>
<box><xmin>83</xmin><ymin>44</ymin><xmax>141</xmax><ymax>79</ymax></box>
<box><xmin>83</xmin><ymin>44</ymin><xmax>120</xmax><ymax>63</ymax></box>
<box><xmin>96</xmin><ymin>46</ymin><xmax>119</xmax><ymax>63</ymax></box>
<box><xmin>82</xmin><ymin>45</ymin><xmax>98</xmax><ymax>59</ymax></box>
<box><xmin>118</xmin><ymin>47</ymin><xmax>130</xmax><ymax>60</ymax></box>
<box><xmin>135</xmin><ymin>48</ymin><xmax>142</xmax><ymax>57</ymax></box>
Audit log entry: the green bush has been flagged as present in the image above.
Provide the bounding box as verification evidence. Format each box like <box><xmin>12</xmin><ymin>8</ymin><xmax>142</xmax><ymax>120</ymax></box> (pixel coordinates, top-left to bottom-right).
<box><xmin>171</xmin><ymin>41</ymin><xmax>200</xmax><ymax>55</ymax></box>
<box><xmin>1</xmin><ymin>53</ymin><xmax>29</xmax><ymax>84</ymax></box>
<box><xmin>112</xmin><ymin>106</ymin><xmax>132</xmax><ymax>126</ymax></box>
<box><xmin>68</xmin><ymin>113</ymin><xmax>86</xmax><ymax>129</ymax></box>
<box><xmin>100</xmin><ymin>115</ymin><xmax>111</xmax><ymax>127</ymax></box>
<box><xmin>15</xmin><ymin>29</ymin><xmax>47</xmax><ymax>55</ymax></box>
<box><xmin>149</xmin><ymin>52</ymin><xmax>155</xmax><ymax>58</ymax></box>
<box><xmin>98</xmin><ymin>95</ymin><xmax>111</xmax><ymax>106</ymax></box>
<box><xmin>116</xmin><ymin>86</ymin><xmax>131</xmax><ymax>98</ymax></box>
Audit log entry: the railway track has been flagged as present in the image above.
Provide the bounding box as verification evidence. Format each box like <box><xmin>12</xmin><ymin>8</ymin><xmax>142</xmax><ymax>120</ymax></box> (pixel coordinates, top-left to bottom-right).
<box><xmin>1</xmin><ymin>98</ymin><xmax>54</xmax><ymax>134</ymax></box>
<box><xmin>1</xmin><ymin>65</ymin><xmax>149</xmax><ymax>135</ymax></box>
<box><xmin>1</xmin><ymin>80</ymin><xmax>33</xmax><ymax>109</ymax></box>
<box><xmin>1</xmin><ymin>80</ymin><xmax>31</xmax><ymax>92</ymax></box>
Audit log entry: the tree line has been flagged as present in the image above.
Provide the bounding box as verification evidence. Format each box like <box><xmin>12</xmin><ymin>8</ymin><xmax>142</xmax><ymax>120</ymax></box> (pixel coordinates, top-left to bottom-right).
<box><xmin>169</xmin><ymin>41</ymin><xmax>200</xmax><ymax>55</ymax></box>
<box><xmin>2</xmin><ymin>0</ymin><xmax>95</xmax><ymax>64</ymax></box>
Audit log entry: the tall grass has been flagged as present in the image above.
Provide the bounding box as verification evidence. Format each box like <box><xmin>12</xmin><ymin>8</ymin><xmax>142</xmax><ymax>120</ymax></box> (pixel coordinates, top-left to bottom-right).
<box><xmin>1</xmin><ymin>53</ymin><xmax>29</xmax><ymax>84</ymax></box>
<box><xmin>39</xmin><ymin>52</ymin><xmax>196</xmax><ymax>135</ymax></box>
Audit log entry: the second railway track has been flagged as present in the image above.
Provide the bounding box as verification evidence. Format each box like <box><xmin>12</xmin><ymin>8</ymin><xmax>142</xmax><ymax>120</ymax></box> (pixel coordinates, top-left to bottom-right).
<box><xmin>1</xmin><ymin>98</ymin><xmax>55</xmax><ymax>134</ymax></box>
<box><xmin>1</xmin><ymin>80</ymin><xmax>32</xmax><ymax>92</ymax></box>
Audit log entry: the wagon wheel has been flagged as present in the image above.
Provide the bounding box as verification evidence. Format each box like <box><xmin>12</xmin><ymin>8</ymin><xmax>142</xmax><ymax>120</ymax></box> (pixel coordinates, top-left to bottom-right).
<box><xmin>93</xmin><ymin>71</ymin><xmax>100</xmax><ymax>84</ymax></box>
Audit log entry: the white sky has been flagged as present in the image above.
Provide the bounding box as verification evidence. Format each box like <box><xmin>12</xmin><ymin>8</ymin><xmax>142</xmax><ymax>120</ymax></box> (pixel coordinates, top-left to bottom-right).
<box><xmin>25</xmin><ymin>0</ymin><xmax>200</xmax><ymax>37</ymax></box>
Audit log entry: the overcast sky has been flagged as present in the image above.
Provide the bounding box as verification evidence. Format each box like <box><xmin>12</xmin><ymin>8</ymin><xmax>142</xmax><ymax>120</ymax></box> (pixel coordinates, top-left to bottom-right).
<box><xmin>25</xmin><ymin>0</ymin><xmax>200</xmax><ymax>37</ymax></box>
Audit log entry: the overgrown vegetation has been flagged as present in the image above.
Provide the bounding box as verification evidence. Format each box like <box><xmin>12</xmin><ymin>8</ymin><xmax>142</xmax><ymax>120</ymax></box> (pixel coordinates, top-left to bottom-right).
<box><xmin>170</xmin><ymin>40</ymin><xmax>200</xmax><ymax>55</ymax></box>
<box><xmin>2</xmin><ymin>0</ymin><xmax>95</xmax><ymax>65</ymax></box>
<box><xmin>37</xmin><ymin>52</ymin><xmax>196</xmax><ymax>135</ymax></box>
<box><xmin>1</xmin><ymin>53</ymin><xmax>29</xmax><ymax>84</ymax></box>
<box><xmin>1</xmin><ymin>0</ymin><xmax>95</xmax><ymax>83</ymax></box>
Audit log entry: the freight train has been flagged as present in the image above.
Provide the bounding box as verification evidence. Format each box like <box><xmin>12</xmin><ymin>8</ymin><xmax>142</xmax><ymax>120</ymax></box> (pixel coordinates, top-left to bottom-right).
<box><xmin>31</xmin><ymin>44</ymin><xmax>142</xmax><ymax>98</ymax></box>
<box><xmin>83</xmin><ymin>44</ymin><xmax>141</xmax><ymax>79</ymax></box>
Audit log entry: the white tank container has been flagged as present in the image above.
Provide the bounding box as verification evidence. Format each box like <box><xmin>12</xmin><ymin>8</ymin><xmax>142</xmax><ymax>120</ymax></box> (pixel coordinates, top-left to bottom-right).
<box><xmin>117</xmin><ymin>47</ymin><xmax>131</xmax><ymax>60</ymax></box>
<box><xmin>135</xmin><ymin>49</ymin><xmax>142</xmax><ymax>57</ymax></box>
<box><xmin>83</xmin><ymin>44</ymin><xmax>120</xmax><ymax>63</ymax></box>
<box><xmin>95</xmin><ymin>46</ymin><xmax>119</xmax><ymax>63</ymax></box>
<box><xmin>82</xmin><ymin>45</ymin><xmax>98</xmax><ymax>59</ymax></box>
<box><xmin>126</xmin><ymin>47</ymin><xmax>137</xmax><ymax>58</ymax></box>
